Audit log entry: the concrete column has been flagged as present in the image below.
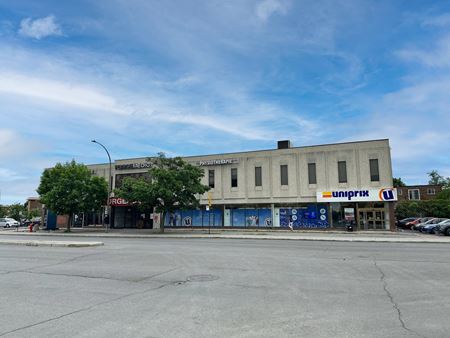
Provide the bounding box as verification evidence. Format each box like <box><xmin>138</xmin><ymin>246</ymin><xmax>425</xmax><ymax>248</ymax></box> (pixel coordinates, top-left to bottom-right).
<box><xmin>388</xmin><ymin>202</ymin><xmax>396</xmax><ymax>232</ymax></box>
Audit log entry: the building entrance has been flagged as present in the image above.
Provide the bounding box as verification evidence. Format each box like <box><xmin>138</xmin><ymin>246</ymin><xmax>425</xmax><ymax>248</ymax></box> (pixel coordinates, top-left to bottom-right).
<box><xmin>358</xmin><ymin>208</ymin><xmax>385</xmax><ymax>230</ymax></box>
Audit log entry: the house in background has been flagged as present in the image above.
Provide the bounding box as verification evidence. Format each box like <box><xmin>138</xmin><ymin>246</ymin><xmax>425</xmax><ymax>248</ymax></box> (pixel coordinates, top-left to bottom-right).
<box><xmin>396</xmin><ymin>185</ymin><xmax>443</xmax><ymax>201</ymax></box>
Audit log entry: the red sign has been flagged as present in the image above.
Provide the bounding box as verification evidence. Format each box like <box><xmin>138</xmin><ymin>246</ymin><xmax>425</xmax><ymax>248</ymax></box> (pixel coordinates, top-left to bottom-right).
<box><xmin>109</xmin><ymin>197</ymin><xmax>130</xmax><ymax>206</ymax></box>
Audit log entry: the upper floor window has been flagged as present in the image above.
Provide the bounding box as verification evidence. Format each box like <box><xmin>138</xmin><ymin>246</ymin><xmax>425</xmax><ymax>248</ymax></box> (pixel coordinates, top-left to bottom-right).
<box><xmin>338</xmin><ymin>161</ymin><xmax>347</xmax><ymax>183</ymax></box>
<box><xmin>208</xmin><ymin>169</ymin><xmax>215</xmax><ymax>189</ymax></box>
<box><xmin>427</xmin><ymin>188</ymin><xmax>436</xmax><ymax>195</ymax></box>
<box><xmin>408</xmin><ymin>189</ymin><xmax>420</xmax><ymax>200</ymax></box>
<box><xmin>255</xmin><ymin>166</ymin><xmax>262</xmax><ymax>187</ymax></box>
<box><xmin>231</xmin><ymin>168</ymin><xmax>238</xmax><ymax>188</ymax></box>
<box><xmin>280</xmin><ymin>165</ymin><xmax>288</xmax><ymax>185</ymax></box>
<box><xmin>369</xmin><ymin>159</ymin><xmax>380</xmax><ymax>182</ymax></box>
<box><xmin>308</xmin><ymin>163</ymin><xmax>317</xmax><ymax>185</ymax></box>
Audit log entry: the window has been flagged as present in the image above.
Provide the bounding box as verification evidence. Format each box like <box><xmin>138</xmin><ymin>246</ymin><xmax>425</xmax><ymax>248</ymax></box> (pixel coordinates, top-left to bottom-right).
<box><xmin>231</xmin><ymin>168</ymin><xmax>238</xmax><ymax>187</ymax></box>
<box><xmin>427</xmin><ymin>188</ymin><xmax>436</xmax><ymax>195</ymax></box>
<box><xmin>408</xmin><ymin>189</ymin><xmax>420</xmax><ymax>200</ymax></box>
<box><xmin>398</xmin><ymin>189</ymin><xmax>402</xmax><ymax>195</ymax></box>
<box><xmin>338</xmin><ymin>161</ymin><xmax>347</xmax><ymax>183</ymax></box>
<box><xmin>369</xmin><ymin>159</ymin><xmax>380</xmax><ymax>182</ymax></box>
<box><xmin>308</xmin><ymin>163</ymin><xmax>317</xmax><ymax>184</ymax></box>
<box><xmin>208</xmin><ymin>169</ymin><xmax>215</xmax><ymax>189</ymax></box>
<box><xmin>255</xmin><ymin>166</ymin><xmax>262</xmax><ymax>187</ymax></box>
<box><xmin>280</xmin><ymin>165</ymin><xmax>288</xmax><ymax>185</ymax></box>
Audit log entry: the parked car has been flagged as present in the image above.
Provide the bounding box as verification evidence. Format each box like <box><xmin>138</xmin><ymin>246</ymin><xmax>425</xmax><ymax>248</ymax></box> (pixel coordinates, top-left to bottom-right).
<box><xmin>407</xmin><ymin>217</ymin><xmax>434</xmax><ymax>230</ymax></box>
<box><xmin>396</xmin><ymin>217</ymin><xmax>419</xmax><ymax>229</ymax></box>
<box><xmin>22</xmin><ymin>217</ymin><xmax>42</xmax><ymax>228</ymax></box>
<box><xmin>422</xmin><ymin>219</ymin><xmax>449</xmax><ymax>234</ymax></box>
<box><xmin>0</xmin><ymin>218</ymin><xmax>20</xmax><ymax>228</ymax></box>
<box><xmin>436</xmin><ymin>220</ymin><xmax>450</xmax><ymax>236</ymax></box>
<box><xmin>416</xmin><ymin>218</ymin><xmax>447</xmax><ymax>232</ymax></box>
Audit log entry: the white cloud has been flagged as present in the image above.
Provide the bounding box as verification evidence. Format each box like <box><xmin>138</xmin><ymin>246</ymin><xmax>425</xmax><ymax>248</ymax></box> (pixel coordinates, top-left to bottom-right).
<box><xmin>396</xmin><ymin>34</ymin><xmax>450</xmax><ymax>68</ymax></box>
<box><xmin>0</xmin><ymin>72</ymin><xmax>126</xmax><ymax>115</ymax></box>
<box><xmin>255</xmin><ymin>0</ymin><xmax>287</xmax><ymax>22</ymax></box>
<box><xmin>422</xmin><ymin>12</ymin><xmax>450</xmax><ymax>27</ymax></box>
<box><xmin>18</xmin><ymin>15</ymin><xmax>62</xmax><ymax>39</ymax></box>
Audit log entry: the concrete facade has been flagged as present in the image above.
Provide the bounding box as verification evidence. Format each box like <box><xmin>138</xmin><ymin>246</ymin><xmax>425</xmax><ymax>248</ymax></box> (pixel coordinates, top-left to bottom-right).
<box><xmin>87</xmin><ymin>139</ymin><xmax>396</xmax><ymax>230</ymax></box>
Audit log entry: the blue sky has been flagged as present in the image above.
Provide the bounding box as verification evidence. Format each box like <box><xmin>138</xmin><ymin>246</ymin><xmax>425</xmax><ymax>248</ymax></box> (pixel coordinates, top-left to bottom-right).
<box><xmin>1</xmin><ymin>0</ymin><xmax>450</xmax><ymax>204</ymax></box>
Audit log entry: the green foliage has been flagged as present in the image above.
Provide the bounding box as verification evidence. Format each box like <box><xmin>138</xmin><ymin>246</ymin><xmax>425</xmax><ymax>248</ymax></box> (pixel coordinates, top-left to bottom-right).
<box><xmin>395</xmin><ymin>201</ymin><xmax>420</xmax><ymax>220</ymax></box>
<box><xmin>427</xmin><ymin>170</ymin><xmax>450</xmax><ymax>187</ymax></box>
<box><xmin>436</xmin><ymin>189</ymin><xmax>450</xmax><ymax>200</ymax></box>
<box><xmin>25</xmin><ymin>209</ymin><xmax>41</xmax><ymax>220</ymax></box>
<box><xmin>393</xmin><ymin>177</ymin><xmax>406</xmax><ymax>187</ymax></box>
<box><xmin>115</xmin><ymin>153</ymin><xmax>210</xmax><ymax>232</ymax></box>
<box><xmin>7</xmin><ymin>203</ymin><xmax>26</xmax><ymax>221</ymax></box>
<box><xmin>0</xmin><ymin>205</ymin><xmax>8</xmax><ymax>218</ymax></box>
<box><xmin>395</xmin><ymin>200</ymin><xmax>450</xmax><ymax>219</ymax></box>
<box><xmin>37</xmin><ymin>160</ymin><xmax>108</xmax><ymax>231</ymax></box>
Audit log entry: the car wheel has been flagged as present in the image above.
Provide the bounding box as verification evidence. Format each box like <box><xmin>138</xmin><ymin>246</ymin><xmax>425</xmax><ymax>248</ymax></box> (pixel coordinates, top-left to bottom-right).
<box><xmin>446</xmin><ymin>228</ymin><xmax>450</xmax><ymax>236</ymax></box>
<box><xmin>6</xmin><ymin>224</ymin><xmax>9</xmax><ymax>228</ymax></box>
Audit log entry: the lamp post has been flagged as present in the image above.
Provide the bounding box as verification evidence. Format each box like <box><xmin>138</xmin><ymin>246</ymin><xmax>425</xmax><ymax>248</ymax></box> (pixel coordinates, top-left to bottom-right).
<box><xmin>91</xmin><ymin>140</ymin><xmax>112</xmax><ymax>232</ymax></box>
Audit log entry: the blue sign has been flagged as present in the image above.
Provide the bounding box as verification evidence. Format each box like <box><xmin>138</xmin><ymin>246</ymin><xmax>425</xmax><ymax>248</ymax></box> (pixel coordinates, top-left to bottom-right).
<box><xmin>280</xmin><ymin>205</ymin><xmax>329</xmax><ymax>228</ymax></box>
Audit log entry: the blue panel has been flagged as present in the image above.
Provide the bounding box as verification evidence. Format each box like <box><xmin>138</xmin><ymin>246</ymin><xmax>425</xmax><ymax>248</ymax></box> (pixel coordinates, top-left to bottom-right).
<box><xmin>259</xmin><ymin>209</ymin><xmax>272</xmax><ymax>227</ymax></box>
<box><xmin>279</xmin><ymin>205</ymin><xmax>329</xmax><ymax>229</ymax></box>
<box><xmin>232</xmin><ymin>209</ymin><xmax>246</xmax><ymax>227</ymax></box>
<box><xmin>192</xmin><ymin>210</ymin><xmax>202</xmax><ymax>226</ymax></box>
<box><xmin>181</xmin><ymin>210</ymin><xmax>193</xmax><ymax>227</ymax></box>
<box><xmin>245</xmin><ymin>209</ymin><xmax>259</xmax><ymax>227</ymax></box>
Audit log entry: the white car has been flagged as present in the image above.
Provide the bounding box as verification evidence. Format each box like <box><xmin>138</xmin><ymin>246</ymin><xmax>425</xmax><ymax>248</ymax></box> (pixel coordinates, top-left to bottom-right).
<box><xmin>0</xmin><ymin>218</ymin><xmax>20</xmax><ymax>228</ymax></box>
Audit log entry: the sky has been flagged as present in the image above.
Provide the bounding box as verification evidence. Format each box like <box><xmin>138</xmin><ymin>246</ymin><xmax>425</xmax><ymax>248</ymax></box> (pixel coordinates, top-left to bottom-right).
<box><xmin>0</xmin><ymin>0</ymin><xmax>450</xmax><ymax>204</ymax></box>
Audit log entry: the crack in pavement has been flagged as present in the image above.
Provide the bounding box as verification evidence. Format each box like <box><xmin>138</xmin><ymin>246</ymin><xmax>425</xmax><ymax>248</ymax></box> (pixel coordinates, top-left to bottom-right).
<box><xmin>373</xmin><ymin>259</ymin><xmax>426</xmax><ymax>338</ymax></box>
<box><xmin>0</xmin><ymin>281</ymin><xmax>174</xmax><ymax>337</ymax></box>
<box><xmin>17</xmin><ymin>266</ymin><xmax>180</xmax><ymax>284</ymax></box>
<box><xmin>0</xmin><ymin>253</ymin><xmax>101</xmax><ymax>276</ymax></box>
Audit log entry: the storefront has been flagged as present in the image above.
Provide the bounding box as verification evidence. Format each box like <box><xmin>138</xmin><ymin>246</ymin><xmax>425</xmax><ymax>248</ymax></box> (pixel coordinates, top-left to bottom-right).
<box><xmin>87</xmin><ymin>139</ymin><xmax>397</xmax><ymax>231</ymax></box>
<box><xmin>318</xmin><ymin>188</ymin><xmax>397</xmax><ymax>230</ymax></box>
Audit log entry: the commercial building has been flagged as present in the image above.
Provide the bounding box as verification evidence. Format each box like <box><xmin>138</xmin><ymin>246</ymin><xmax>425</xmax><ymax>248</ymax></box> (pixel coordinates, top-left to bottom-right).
<box><xmin>87</xmin><ymin>139</ymin><xmax>397</xmax><ymax>231</ymax></box>
<box><xmin>396</xmin><ymin>184</ymin><xmax>443</xmax><ymax>201</ymax></box>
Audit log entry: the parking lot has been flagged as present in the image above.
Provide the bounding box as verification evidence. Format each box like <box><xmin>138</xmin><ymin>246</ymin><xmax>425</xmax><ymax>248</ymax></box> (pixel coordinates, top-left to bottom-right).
<box><xmin>1</xmin><ymin>236</ymin><xmax>449</xmax><ymax>337</ymax></box>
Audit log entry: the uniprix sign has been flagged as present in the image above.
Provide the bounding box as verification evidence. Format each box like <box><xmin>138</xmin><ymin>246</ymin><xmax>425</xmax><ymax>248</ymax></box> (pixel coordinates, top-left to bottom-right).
<box><xmin>316</xmin><ymin>188</ymin><xmax>397</xmax><ymax>202</ymax></box>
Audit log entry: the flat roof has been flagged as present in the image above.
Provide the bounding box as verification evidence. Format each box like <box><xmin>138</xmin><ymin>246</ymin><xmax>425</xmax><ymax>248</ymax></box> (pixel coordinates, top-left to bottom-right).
<box><xmin>88</xmin><ymin>138</ymin><xmax>389</xmax><ymax>166</ymax></box>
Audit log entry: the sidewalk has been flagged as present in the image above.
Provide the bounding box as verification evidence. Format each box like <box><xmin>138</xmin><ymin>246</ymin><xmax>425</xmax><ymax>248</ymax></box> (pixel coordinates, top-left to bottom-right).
<box><xmin>1</xmin><ymin>227</ymin><xmax>449</xmax><ymax>243</ymax></box>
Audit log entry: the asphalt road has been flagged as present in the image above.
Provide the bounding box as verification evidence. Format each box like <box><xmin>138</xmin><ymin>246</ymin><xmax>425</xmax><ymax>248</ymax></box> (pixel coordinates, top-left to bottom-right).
<box><xmin>0</xmin><ymin>237</ymin><xmax>449</xmax><ymax>338</ymax></box>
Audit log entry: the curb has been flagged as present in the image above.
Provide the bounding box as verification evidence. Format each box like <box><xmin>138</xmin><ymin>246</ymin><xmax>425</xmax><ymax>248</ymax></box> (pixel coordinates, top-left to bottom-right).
<box><xmin>0</xmin><ymin>239</ymin><xmax>104</xmax><ymax>247</ymax></box>
<box><xmin>0</xmin><ymin>232</ymin><xmax>449</xmax><ymax>244</ymax></box>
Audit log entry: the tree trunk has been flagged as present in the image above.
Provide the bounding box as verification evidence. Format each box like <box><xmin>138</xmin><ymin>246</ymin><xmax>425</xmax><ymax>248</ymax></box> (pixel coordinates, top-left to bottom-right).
<box><xmin>160</xmin><ymin>211</ymin><xmax>165</xmax><ymax>233</ymax></box>
<box><xmin>66</xmin><ymin>213</ymin><xmax>72</xmax><ymax>232</ymax></box>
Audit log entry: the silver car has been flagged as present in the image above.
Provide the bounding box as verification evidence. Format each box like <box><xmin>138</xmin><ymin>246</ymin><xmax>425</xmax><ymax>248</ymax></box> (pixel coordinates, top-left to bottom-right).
<box><xmin>0</xmin><ymin>218</ymin><xmax>20</xmax><ymax>228</ymax></box>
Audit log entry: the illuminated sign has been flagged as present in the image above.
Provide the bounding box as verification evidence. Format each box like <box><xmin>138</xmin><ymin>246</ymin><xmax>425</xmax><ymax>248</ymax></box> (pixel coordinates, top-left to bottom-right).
<box><xmin>316</xmin><ymin>188</ymin><xmax>397</xmax><ymax>202</ymax></box>
<box><xmin>115</xmin><ymin>163</ymin><xmax>151</xmax><ymax>170</ymax></box>
<box><xmin>198</xmin><ymin>158</ymin><xmax>239</xmax><ymax>166</ymax></box>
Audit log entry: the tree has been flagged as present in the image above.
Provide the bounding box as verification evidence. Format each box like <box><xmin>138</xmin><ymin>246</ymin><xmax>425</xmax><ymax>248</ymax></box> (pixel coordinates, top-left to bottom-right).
<box><xmin>115</xmin><ymin>153</ymin><xmax>210</xmax><ymax>232</ymax></box>
<box><xmin>436</xmin><ymin>189</ymin><xmax>450</xmax><ymax>200</ymax></box>
<box><xmin>0</xmin><ymin>205</ymin><xmax>8</xmax><ymax>218</ymax></box>
<box><xmin>427</xmin><ymin>170</ymin><xmax>450</xmax><ymax>187</ymax></box>
<box><xmin>393</xmin><ymin>177</ymin><xmax>406</xmax><ymax>187</ymax></box>
<box><xmin>37</xmin><ymin>160</ymin><xmax>108</xmax><ymax>232</ymax></box>
<box><xmin>8</xmin><ymin>203</ymin><xmax>26</xmax><ymax>222</ymax></box>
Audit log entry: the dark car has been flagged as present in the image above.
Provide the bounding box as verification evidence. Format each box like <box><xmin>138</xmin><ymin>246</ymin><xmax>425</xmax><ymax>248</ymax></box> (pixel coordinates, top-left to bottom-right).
<box><xmin>397</xmin><ymin>217</ymin><xmax>419</xmax><ymax>229</ymax></box>
<box><xmin>22</xmin><ymin>217</ymin><xmax>42</xmax><ymax>228</ymax></box>
<box><xmin>408</xmin><ymin>217</ymin><xmax>434</xmax><ymax>230</ymax></box>
<box><xmin>436</xmin><ymin>220</ymin><xmax>450</xmax><ymax>236</ymax></box>
<box><xmin>416</xmin><ymin>218</ymin><xmax>447</xmax><ymax>232</ymax></box>
<box><xmin>422</xmin><ymin>219</ymin><xmax>449</xmax><ymax>234</ymax></box>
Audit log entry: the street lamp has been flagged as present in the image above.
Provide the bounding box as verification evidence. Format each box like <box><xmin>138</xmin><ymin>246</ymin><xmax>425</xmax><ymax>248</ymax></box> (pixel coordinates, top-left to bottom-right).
<box><xmin>91</xmin><ymin>140</ymin><xmax>112</xmax><ymax>232</ymax></box>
